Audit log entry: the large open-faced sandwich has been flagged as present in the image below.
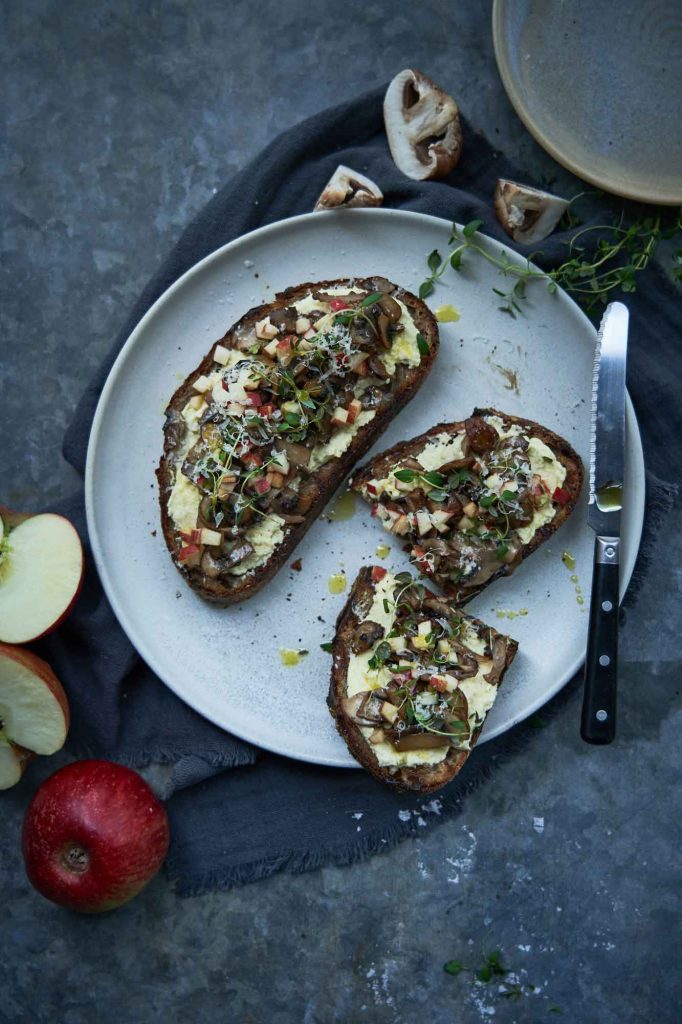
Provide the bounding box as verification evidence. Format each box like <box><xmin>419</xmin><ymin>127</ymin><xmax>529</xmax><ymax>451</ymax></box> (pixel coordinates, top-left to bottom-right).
<box><xmin>157</xmin><ymin>278</ymin><xmax>439</xmax><ymax>602</ymax></box>
<box><xmin>328</xmin><ymin>566</ymin><xmax>518</xmax><ymax>792</ymax></box>
<box><xmin>352</xmin><ymin>409</ymin><xmax>583</xmax><ymax>604</ymax></box>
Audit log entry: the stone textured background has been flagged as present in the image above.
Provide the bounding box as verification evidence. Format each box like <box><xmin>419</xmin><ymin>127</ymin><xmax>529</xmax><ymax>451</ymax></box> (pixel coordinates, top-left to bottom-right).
<box><xmin>2</xmin><ymin>2</ymin><xmax>680</xmax><ymax>1022</ymax></box>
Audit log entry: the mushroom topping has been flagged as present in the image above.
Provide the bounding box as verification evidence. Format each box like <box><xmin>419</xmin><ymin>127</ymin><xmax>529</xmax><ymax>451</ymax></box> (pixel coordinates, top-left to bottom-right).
<box><xmin>314</xmin><ymin>165</ymin><xmax>384</xmax><ymax>211</ymax></box>
<box><xmin>341</xmin><ymin>692</ymin><xmax>385</xmax><ymax>725</ymax></box>
<box><xmin>484</xmin><ymin>635</ymin><xmax>508</xmax><ymax>685</ymax></box>
<box><xmin>164</xmin><ymin>408</ymin><xmax>185</xmax><ymax>449</ymax></box>
<box><xmin>352</xmin><ymin>619</ymin><xmax>386</xmax><ymax>654</ymax></box>
<box><xmin>464</xmin><ymin>415</ymin><xmax>499</xmax><ymax>454</ymax></box>
<box><xmin>383</xmin><ymin>69</ymin><xmax>463</xmax><ymax>181</ymax></box>
<box><xmin>200</xmin><ymin>541</ymin><xmax>255</xmax><ymax>577</ymax></box>
<box><xmin>377</xmin><ymin>294</ymin><xmax>402</xmax><ymax>323</ymax></box>
<box><xmin>278</xmin><ymin>440</ymin><xmax>310</xmax><ymax>468</ymax></box>
<box><xmin>494</xmin><ymin>179</ymin><xmax>569</xmax><ymax>244</ymax></box>
<box><xmin>268</xmin><ymin>306</ymin><xmax>298</xmax><ymax>333</ymax></box>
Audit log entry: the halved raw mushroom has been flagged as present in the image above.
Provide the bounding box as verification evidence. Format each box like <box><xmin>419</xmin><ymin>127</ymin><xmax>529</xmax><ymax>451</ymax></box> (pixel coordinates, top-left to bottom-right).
<box><xmin>494</xmin><ymin>179</ymin><xmax>569</xmax><ymax>244</ymax></box>
<box><xmin>383</xmin><ymin>69</ymin><xmax>462</xmax><ymax>181</ymax></box>
<box><xmin>314</xmin><ymin>165</ymin><xmax>383</xmax><ymax>211</ymax></box>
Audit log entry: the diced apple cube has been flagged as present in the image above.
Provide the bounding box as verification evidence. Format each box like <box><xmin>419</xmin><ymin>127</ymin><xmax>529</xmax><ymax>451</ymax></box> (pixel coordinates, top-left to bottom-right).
<box><xmin>226</xmin><ymin>402</ymin><xmax>246</xmax><ymax>416</ymax></box>
<box><xmin>411</xmin><ymin>635</ymin><xmax>430</xmax><ymax>651</ymax></box>
<box><xmin>443</xmin><ymin>674</ymin><xmax>459</xmax><ymax>692</ymax></box>
<box><xmin>212</xmin><ymin>382</ymin><xmax>228</xmax><ymax>405</ymax></box>
<box><xmin>349</xmin><ymin>351</ymin><xmax>368</xmax><ymax>373</ymax></box>
<box><xmin>430</xmin><ymin>675</ymin><xmax>448</xmax><ymax>693</ymax></box>
<box><xmin>213</xmin><ymin>344</ymin><xmax>230</xmax><ymax>365</ymax></box>
<box><xmin>388</xmin><ymin>637</ymin><xmax>404</xmax><ymax>653</ymax></box>
<box><xmin>346</xmin><ymin>398</ymin><xmax>362</xmax><ymax>424</ymax></box>
<box><xmin>270</xmin><ymin>451</ymin><xmax>290</xmax><ymax>474</ymax></box>
<box><xmin>368</xmin><ymin>728</ymin><xmax>386</xmax><ymax>745</ymax></box>
<box><xmin>187</xmin><ymin>395</ymin><xmax>206</xmax><ymax>410</ymax></box>
<box><xmin>217</xmin><ymin>477</ymin><xmax>236</xmax><ymax>499</ymax></box>
<box><xmin>303</xmin><ymin>328</ymin><xmax>317</xmax><ymax>340</ymax></box>
<box><xmin>200</xmin><ymin>528</ymin><xmax>222</xmax><ymax>547</ymax></box>
<box><xmin>431</xmin><ymin>510</ymin><xmax>454</xmax><ymax>534</ymax></box>
<box><xmin>416</xmin><ymin>511</ymin><xmax>432</xmax><ymax>536</ymax></box>
<box><xmin>295</xmin><ymin>316</ymin><xmax>311</xmax><ymax>334</ymax></box>
<box><xmin>437</xmin><ymin>639</ymin><xmax>451</xmax><ymax>656</ymax></box>
<box><xmin>330</xmin><ymin>407</ymin><xmax>349</xmax><ymax>428</ymax></box>
<box><xmin>417</xmin><ymin>620</ymin><xmax>432</xmax><ymax>636</ymax></box>
<box><xmin>177</xmin><ymin>543</ymin><xmax>201</xmax><ymax>567</ymax></box>
<box><xmin>380</xmin><ymin>701</ymin><xmax>398</xmax><ymax>724</ymax></box>
<box><xmin>267</xmin><ymin>470</ymin><xmax>285</xmax><ymax>488</ymax></box>
<box><xmin>297</xmin><ymin>339</ymin><xmax>314</xmax><ymax>352</ymax></box>
<box><xmin>264</xmin><ymin>339</ymin><xmax>279</xmax><ymax>358</ymax></box>
<box><xmin>193</xmin><ymin>375</ymin><xmax>211</xmax><ymax>394</ymax></box>
<box><xmin>256</xmin><ymin>317</ymin><xmax>278</xmax><ymax>340</ymax></box>
<box><xmin>393</xmin><ymin>514</ymin><xmax>410</xmax><ymax>536</ymax></box>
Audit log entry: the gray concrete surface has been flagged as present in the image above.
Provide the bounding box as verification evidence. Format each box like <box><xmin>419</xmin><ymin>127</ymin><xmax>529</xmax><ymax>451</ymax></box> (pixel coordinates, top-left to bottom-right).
<box><xmin>2</xmin><ymin>2</ymin><xmax>680</xmax><ymax>1022</ymax></box>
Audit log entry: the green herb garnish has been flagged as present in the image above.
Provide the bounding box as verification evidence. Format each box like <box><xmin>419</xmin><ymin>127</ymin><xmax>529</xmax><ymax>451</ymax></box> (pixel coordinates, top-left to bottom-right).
<box><xmin>420</xmin><ymin>207</ymin><xmax>682</xmax><ymax>315</ymax></box>
<box><xmin>443</xmin><ymin>960</ymin><xmax>465</xmax><ymax>976</ymax></box>
<box><xmin>416</xmin><ymin>331</ymin><xmax>430</xmax><ymax>356</ymax></box>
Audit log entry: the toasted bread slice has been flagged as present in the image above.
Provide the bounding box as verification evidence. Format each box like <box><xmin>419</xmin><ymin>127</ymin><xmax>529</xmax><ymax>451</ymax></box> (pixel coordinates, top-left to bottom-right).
<box><xmin>157</xmin><ymin>277</ymin><xmax>439</xmax><ymax>603</ymax></box>
<box><xmin>328</xmin><ymin>567</ymin><xmax>518</xmax><ymax>792</ymax></box>
<box><xmin>352</xmin><ymin>408</ymin><xmax>583</xmax><ymax>605</ymax></box>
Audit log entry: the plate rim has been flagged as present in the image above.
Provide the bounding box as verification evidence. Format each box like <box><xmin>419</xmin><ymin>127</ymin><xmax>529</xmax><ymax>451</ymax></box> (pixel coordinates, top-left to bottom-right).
<box><xmin>85</xmin><ymin>207</ymin><xmax>645</xmax><ymax>766</ymax></box>
<box><xmin>491</xmin><ymin>0</ymin><xmax>682</xmax><ymax>206</ymax></box>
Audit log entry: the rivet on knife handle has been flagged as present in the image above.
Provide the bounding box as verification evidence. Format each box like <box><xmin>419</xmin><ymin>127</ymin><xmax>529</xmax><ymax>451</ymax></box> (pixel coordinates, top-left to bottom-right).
<box><xmin>581</xmin><ymin>536</ymin><xmax>620</xmax><ymax>744</ymax></box>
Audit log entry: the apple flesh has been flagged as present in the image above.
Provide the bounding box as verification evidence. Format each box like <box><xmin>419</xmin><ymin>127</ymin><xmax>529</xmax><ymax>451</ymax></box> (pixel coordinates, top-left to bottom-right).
<box><xmin>0</xmin><ymin>511</ymin><xmax>84</xmax><ymax>644</ymax></box>
<box><xmin>0</xmin><ymin>741</ymin><xmax>33</xmax><ymax>789</ymax></box>
<box><xmin>0</xmin><ymin>643</ymin><xmax>69</xmax><ymax>789</ymax></box>
<box><xmin>22</xmin><ymin>760</ymin><xmax>170</xmax><ymax>912</ymax></box>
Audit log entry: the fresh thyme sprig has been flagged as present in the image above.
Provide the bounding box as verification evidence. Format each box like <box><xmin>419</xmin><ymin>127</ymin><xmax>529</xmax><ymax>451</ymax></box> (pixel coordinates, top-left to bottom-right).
<box><xmin>420</xmin><ymin>208</ymin><xmax>682</xmax><ymax>316</ymax></box>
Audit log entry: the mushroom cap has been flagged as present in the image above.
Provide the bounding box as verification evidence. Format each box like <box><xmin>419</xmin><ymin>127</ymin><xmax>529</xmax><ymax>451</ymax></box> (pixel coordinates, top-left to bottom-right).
<box><xmin>383</xmin><ymin>68</ymin><xmax>462</xmax><ymax>181</ymax></box>
<box><xmin>494</xmin><ymin>178</ymin><xmax>569</xmax><ymax>244</ymax></box>
<box><xmin>314</xmin><ymin>165</ymin><xmax>383</xmax><ymax>211</ymax></box>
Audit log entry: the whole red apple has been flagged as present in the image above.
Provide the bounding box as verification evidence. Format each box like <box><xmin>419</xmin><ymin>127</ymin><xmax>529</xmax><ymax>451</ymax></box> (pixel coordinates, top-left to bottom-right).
<box><xmin>22</xmin><ymin>759</ymin><xmax>169</xmax><ymax>912</ymax></box>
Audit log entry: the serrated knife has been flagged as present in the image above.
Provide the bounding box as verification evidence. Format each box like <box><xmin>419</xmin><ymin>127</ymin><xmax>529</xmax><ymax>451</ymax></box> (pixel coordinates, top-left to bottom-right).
<box><xmin>581</xmin><ymin>301</ymin><xmax>629</xmax><ymax>745</ymax></box>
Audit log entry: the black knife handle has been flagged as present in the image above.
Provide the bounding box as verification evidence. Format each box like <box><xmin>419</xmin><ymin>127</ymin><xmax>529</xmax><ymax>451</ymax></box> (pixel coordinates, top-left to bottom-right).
<box><xmin>581</xmin><ymin>536</ymin><xmax>620</xmax><ymax>744</ymax></box>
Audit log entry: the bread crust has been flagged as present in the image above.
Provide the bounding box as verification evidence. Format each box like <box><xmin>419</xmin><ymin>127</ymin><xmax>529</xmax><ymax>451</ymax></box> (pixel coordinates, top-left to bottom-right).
<box><xmin>351</xmin><ymin>407</ymin><xmax>584</xmax><ymax>605</ymax></box>
<box><xmin>157</xmin><ymin>278</ymin><xmax>439</xmax><ymax>603</ymax></box>
<box><xmin>327</xmin><ymin>567</ymin><xmax>518</xmax><ymax>792</ymax></box>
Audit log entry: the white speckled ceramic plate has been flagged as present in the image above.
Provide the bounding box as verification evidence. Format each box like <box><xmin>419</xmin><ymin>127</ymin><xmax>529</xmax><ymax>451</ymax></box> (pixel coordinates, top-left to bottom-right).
<box><xmin>86</xmin><ymin>209</ymin><xmax>644</xmax><ymax>767</ymax></box>
<box><xmin>493</xmin><ymin>0</ymin><xmax>682</xmax><ymax>205</ymax></box>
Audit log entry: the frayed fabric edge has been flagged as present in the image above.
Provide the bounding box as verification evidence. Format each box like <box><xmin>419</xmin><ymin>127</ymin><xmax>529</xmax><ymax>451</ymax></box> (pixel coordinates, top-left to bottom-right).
<box><xmin>165</xmin><ymin>682</ymin><xmax>580</xmax><ymax>898</ymax></box>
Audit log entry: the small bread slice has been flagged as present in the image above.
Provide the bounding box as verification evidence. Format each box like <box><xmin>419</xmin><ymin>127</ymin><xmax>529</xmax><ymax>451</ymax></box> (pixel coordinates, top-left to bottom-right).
<box><xmin>328</xmin><ymin>566</ymin><xmax>518</xmax><ymax>792</ymax></box>
<box><xmin>157</xmin><ymin>277</ymin><xmax>438</xmax><ymax>603</ymax></box>
<box><xmin>352</xmin><ymin>408</ymin><xmax>583</xmax><ymax>605</ymax></box>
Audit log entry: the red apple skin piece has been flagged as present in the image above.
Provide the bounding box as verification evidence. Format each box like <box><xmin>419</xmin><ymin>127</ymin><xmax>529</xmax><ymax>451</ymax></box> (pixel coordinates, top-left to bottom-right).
<box><xmin>0</xmin><ymin>509</ymin><xmax>85</xmax><ymax>644</ymax></box>
<box><xmin>0</xmin><ymin>642</ymin><xmax>71</xmax><ymax>739</ymax></box>
<box><xmin>22</xmin><ymin>760</ymin><xmax>170</xmax><ymax>913</ymax></box>
<box><xmin>0</xmin><ymin>504</ymin><xmax>34</xmax><ymax>530</ymax></box>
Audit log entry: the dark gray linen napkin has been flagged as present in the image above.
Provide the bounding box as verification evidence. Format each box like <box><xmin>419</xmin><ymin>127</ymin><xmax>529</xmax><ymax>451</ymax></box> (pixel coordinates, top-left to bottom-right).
<box><xmin>38</xmin><ymin>85</ymin><xmax>679</xmax><ymax>894</ymax></box>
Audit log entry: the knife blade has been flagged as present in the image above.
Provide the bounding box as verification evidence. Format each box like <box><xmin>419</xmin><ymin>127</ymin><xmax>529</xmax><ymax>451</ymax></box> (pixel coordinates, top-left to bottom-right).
<box><xmin>581</xmin><ymin>301</ymin><xmax>629</xmax><ymax>744</ymax></box>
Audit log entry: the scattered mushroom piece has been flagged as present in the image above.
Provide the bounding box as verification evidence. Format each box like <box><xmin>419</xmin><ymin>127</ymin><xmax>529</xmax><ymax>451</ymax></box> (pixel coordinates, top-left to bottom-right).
<box><xmin>314</xmin><ymin>165</ymin><xmax>384</xmax><ymax>211</ymax></box>
<box><xmin>494</xmin><ymin>179</ymin><xmax>569</xmax><ymax>244</ymax></box>
<box><xmin>383</xmin><ymin>69</ymin><xmax>462</xmax><ymax>181</ymax></box>
<box><xmin>351</xmin><ymin>619</ymin><xmax>386</xmax><ymax>654</ymax></box>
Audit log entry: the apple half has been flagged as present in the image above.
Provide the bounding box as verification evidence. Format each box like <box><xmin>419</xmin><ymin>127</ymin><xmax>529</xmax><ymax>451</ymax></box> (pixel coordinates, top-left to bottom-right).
<box><xmin>0</xmin><ymin>508</ymin><xmax>84</xmax><ymax>644</ymax></box>
<box><xmin>0</xmin><ymin>643</ymin><xmax>70</xmax><ymax>789</ymax></box>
